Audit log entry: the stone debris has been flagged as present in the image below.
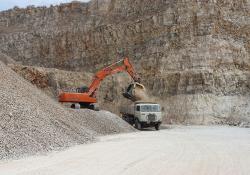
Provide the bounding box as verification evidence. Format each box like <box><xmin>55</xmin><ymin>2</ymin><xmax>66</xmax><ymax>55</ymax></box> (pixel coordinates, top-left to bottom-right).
<box><xmin>0</xmin><ymin>61</ymin><xmax>134</xmax><ymax>160</ymax></box>
<box><xmin>69</xmin><ymin>109</ymin><xmax>136</xmax><ymax>136</ymax></box>
<box><xmin>0</xmin><ymin>60</ymin><xmax>94</xmax><ymax>159</ymax></box>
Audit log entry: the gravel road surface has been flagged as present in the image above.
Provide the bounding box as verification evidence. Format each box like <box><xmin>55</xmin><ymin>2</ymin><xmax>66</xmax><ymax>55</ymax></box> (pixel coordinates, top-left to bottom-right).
<box><xmin>0</xmin><ymin>126</ymin><xmax>250</xmax><ymax>175</ymax></box>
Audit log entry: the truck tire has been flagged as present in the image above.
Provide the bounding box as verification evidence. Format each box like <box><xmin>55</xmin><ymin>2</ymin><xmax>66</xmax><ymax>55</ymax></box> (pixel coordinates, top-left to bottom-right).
<box><xmin>135</xmin><ymin>119</ymin><xmax>142</xmax><ymax>130</ymax></box>
<box><xmin>155</xmin><ymin>123</ymin><xmax>160</xmax><ymax>130</ymax></box>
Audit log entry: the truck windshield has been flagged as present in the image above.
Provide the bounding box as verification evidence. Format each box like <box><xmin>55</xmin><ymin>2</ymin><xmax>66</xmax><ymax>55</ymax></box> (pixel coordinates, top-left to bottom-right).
<box><xmin>140</xmin><ymin>105</ymin><xmax>160</xmax><ymax>112</ymax></box>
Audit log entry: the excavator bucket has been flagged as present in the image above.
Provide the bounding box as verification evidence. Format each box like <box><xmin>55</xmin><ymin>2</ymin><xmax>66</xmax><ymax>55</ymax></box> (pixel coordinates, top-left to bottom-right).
<box><xmin>123</xmin><ymin>82</ymin><xmax>146</xmax><ymax>101</ymax></box>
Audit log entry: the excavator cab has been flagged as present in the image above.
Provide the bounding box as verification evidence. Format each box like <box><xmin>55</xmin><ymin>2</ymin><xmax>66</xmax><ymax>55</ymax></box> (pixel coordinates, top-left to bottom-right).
<box><xmin>76</xmin><ymin>86</ymin><xmax>89</xmax><ymax>93</ymax></box>
<box><xmin>123</xmin><ymin>82</ymin><xmax>146</xmax><ymax>101</ymax></box>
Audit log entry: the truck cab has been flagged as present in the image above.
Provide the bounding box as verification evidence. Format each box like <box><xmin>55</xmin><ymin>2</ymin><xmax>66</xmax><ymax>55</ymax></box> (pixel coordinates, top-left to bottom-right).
<box><xmin>121</xmin><ymin>102</ymin><xmax>162</xmax><ymax>130</ymax></box>
<box><xmin>134</xmin><ymin>102</ymin><xmax>162</xmax><ymax>130</ymax></box>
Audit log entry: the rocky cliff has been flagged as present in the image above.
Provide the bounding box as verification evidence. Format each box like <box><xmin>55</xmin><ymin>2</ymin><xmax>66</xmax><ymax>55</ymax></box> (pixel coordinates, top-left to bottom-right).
<box><xmin>0</xmin><ymin>0</ymin><xmax>249</xmax><ymax>125</ymax></box>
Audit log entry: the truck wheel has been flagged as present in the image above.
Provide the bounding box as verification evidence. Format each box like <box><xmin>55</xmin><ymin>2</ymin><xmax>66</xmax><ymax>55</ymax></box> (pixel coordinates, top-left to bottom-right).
<box><xmin>135</xmin><ymin>119</ymin><xmax>142</xmax><ymax>130</ymax></box>
<box><xmin>155</xmin><ymin>123</ymin><xmax>160</xmax><ymax>130</ymax></box>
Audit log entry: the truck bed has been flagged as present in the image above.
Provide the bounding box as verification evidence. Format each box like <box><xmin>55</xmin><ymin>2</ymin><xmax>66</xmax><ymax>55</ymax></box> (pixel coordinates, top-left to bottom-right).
<box><xmin>120</xmin><ymin>105</ymin><xmax>135</xmax><ymax>116</ymax></box>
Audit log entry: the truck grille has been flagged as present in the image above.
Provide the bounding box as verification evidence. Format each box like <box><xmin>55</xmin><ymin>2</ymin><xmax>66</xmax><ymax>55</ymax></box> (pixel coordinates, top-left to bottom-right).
<box><xmin>147</xmin><ymin>114</ymin><xmax>156</xmax><ymax>122</ymax></box>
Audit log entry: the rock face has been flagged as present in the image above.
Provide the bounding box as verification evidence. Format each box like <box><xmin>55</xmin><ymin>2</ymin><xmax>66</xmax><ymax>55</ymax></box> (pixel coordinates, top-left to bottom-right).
<box><xmin>0</xmin><ymin>0</ymin><xmax>249</xmax><ymax>124</ymax></box>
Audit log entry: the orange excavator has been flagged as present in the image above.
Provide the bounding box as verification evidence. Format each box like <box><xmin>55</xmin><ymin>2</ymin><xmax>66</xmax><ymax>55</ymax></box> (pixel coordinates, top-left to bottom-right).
<box><xmin>59</xmin><ymin>57</ymin><xmax>145</xmax><ymax>109</ymax></box>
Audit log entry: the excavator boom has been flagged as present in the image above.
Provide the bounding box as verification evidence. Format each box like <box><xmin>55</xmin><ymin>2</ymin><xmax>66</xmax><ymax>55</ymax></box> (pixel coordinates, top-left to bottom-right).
<box><xmin>87</xmin><ymin>57</ymin><xmax>140</xmax><ymax>96</ymax></box>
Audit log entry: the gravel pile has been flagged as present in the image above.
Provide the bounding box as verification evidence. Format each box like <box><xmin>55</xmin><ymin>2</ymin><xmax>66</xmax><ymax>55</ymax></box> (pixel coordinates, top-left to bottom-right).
<box><xmin>69</xmin><ymin>109</ymin><xmax>136</xmax><ymax>136</ymax></box>
<box><xmin>0</xmin><ymin>61</ymin><xmax>95</xmax><ymax>159</ymax></box>
<box><xmin>0</xmin><ymin>60</ymin><xmax>135</xmax><ymax>160</ymax></box>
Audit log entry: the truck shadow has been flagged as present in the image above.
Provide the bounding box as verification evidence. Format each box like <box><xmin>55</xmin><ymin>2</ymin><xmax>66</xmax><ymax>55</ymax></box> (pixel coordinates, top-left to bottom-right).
<box><xmin>140</xmin><ymin>128</ymin><xmax>155</xmax><ymax>131</ymax></box>
<box><xmin>138</xmin><ymin>125</ymin><xmax>170</xmax><ymax>131</ymax></box>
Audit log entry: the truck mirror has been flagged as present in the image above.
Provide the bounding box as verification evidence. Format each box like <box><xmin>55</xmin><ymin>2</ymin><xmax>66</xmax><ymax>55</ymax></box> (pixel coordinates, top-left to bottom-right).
<box><xmin>161</xmin><ymin>106</ymin><xmax>165</xmax><ymax>112</ymax></box>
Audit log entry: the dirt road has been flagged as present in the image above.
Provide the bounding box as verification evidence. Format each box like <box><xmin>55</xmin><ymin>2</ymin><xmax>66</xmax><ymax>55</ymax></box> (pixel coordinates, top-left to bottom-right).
<box><xmin>0</xmin><ymin>126</ymin><xmax>250</xmax><ymax>175</ymax></box>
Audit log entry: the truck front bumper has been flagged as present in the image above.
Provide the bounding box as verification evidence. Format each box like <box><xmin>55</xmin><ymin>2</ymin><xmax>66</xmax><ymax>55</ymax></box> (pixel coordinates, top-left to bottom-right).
<box><xmin>140</xmin><ymin>121</ymin><xmax>161</xmax><ymax>127</ymax></box>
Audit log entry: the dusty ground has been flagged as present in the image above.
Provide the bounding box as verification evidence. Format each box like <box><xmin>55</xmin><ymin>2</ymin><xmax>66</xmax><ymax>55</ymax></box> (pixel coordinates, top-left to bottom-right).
<box><xmin>0</xmin><ymin>126</ymin><xmax>249</xmax><ymax>175</ymax></box>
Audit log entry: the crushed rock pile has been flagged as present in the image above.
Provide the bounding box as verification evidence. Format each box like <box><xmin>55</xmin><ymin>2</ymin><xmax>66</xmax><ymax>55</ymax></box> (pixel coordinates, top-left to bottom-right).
<box><xmin>0</xmin><ymin>61</ymin><xmax>134</xmax><ymax>160</ymax></box>
<box><xmin>69</xmin><ymin>109</ymin><xmax>136</xmax><ymax>136</ymax></box>
<box><xmin>0</xmin><ymin>60</ymin><xmax>94</xmax><ymax>159</ymax></box>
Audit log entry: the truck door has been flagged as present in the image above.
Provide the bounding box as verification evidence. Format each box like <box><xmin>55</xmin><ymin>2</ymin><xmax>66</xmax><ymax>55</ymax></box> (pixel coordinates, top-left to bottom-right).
<box><xmin>135</xmin><ymin>105</ymin><xmax>140</xmax><ymax>120</ymax></box>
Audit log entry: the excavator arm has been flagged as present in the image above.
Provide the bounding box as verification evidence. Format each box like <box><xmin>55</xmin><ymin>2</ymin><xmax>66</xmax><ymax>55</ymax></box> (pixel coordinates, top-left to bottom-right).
<box><xmin>87</xmin><ymin>57</ymin><xmax>140</xmax><ymax>97</ymax></box>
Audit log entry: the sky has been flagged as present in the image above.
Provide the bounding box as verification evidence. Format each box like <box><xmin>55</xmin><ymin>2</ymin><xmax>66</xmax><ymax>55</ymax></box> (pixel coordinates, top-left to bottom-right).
<box><xmin>0</xmin><ymin>0</ymin><xmax>90</xmax><ymax>11</ymax></box>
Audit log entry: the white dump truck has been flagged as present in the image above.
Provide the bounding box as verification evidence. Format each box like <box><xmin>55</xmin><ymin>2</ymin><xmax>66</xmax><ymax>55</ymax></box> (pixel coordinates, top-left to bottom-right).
<box><xmin>120</xmin><ymin>102</ymin><xmax>162</xmax><ymax>130</ymax></box>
